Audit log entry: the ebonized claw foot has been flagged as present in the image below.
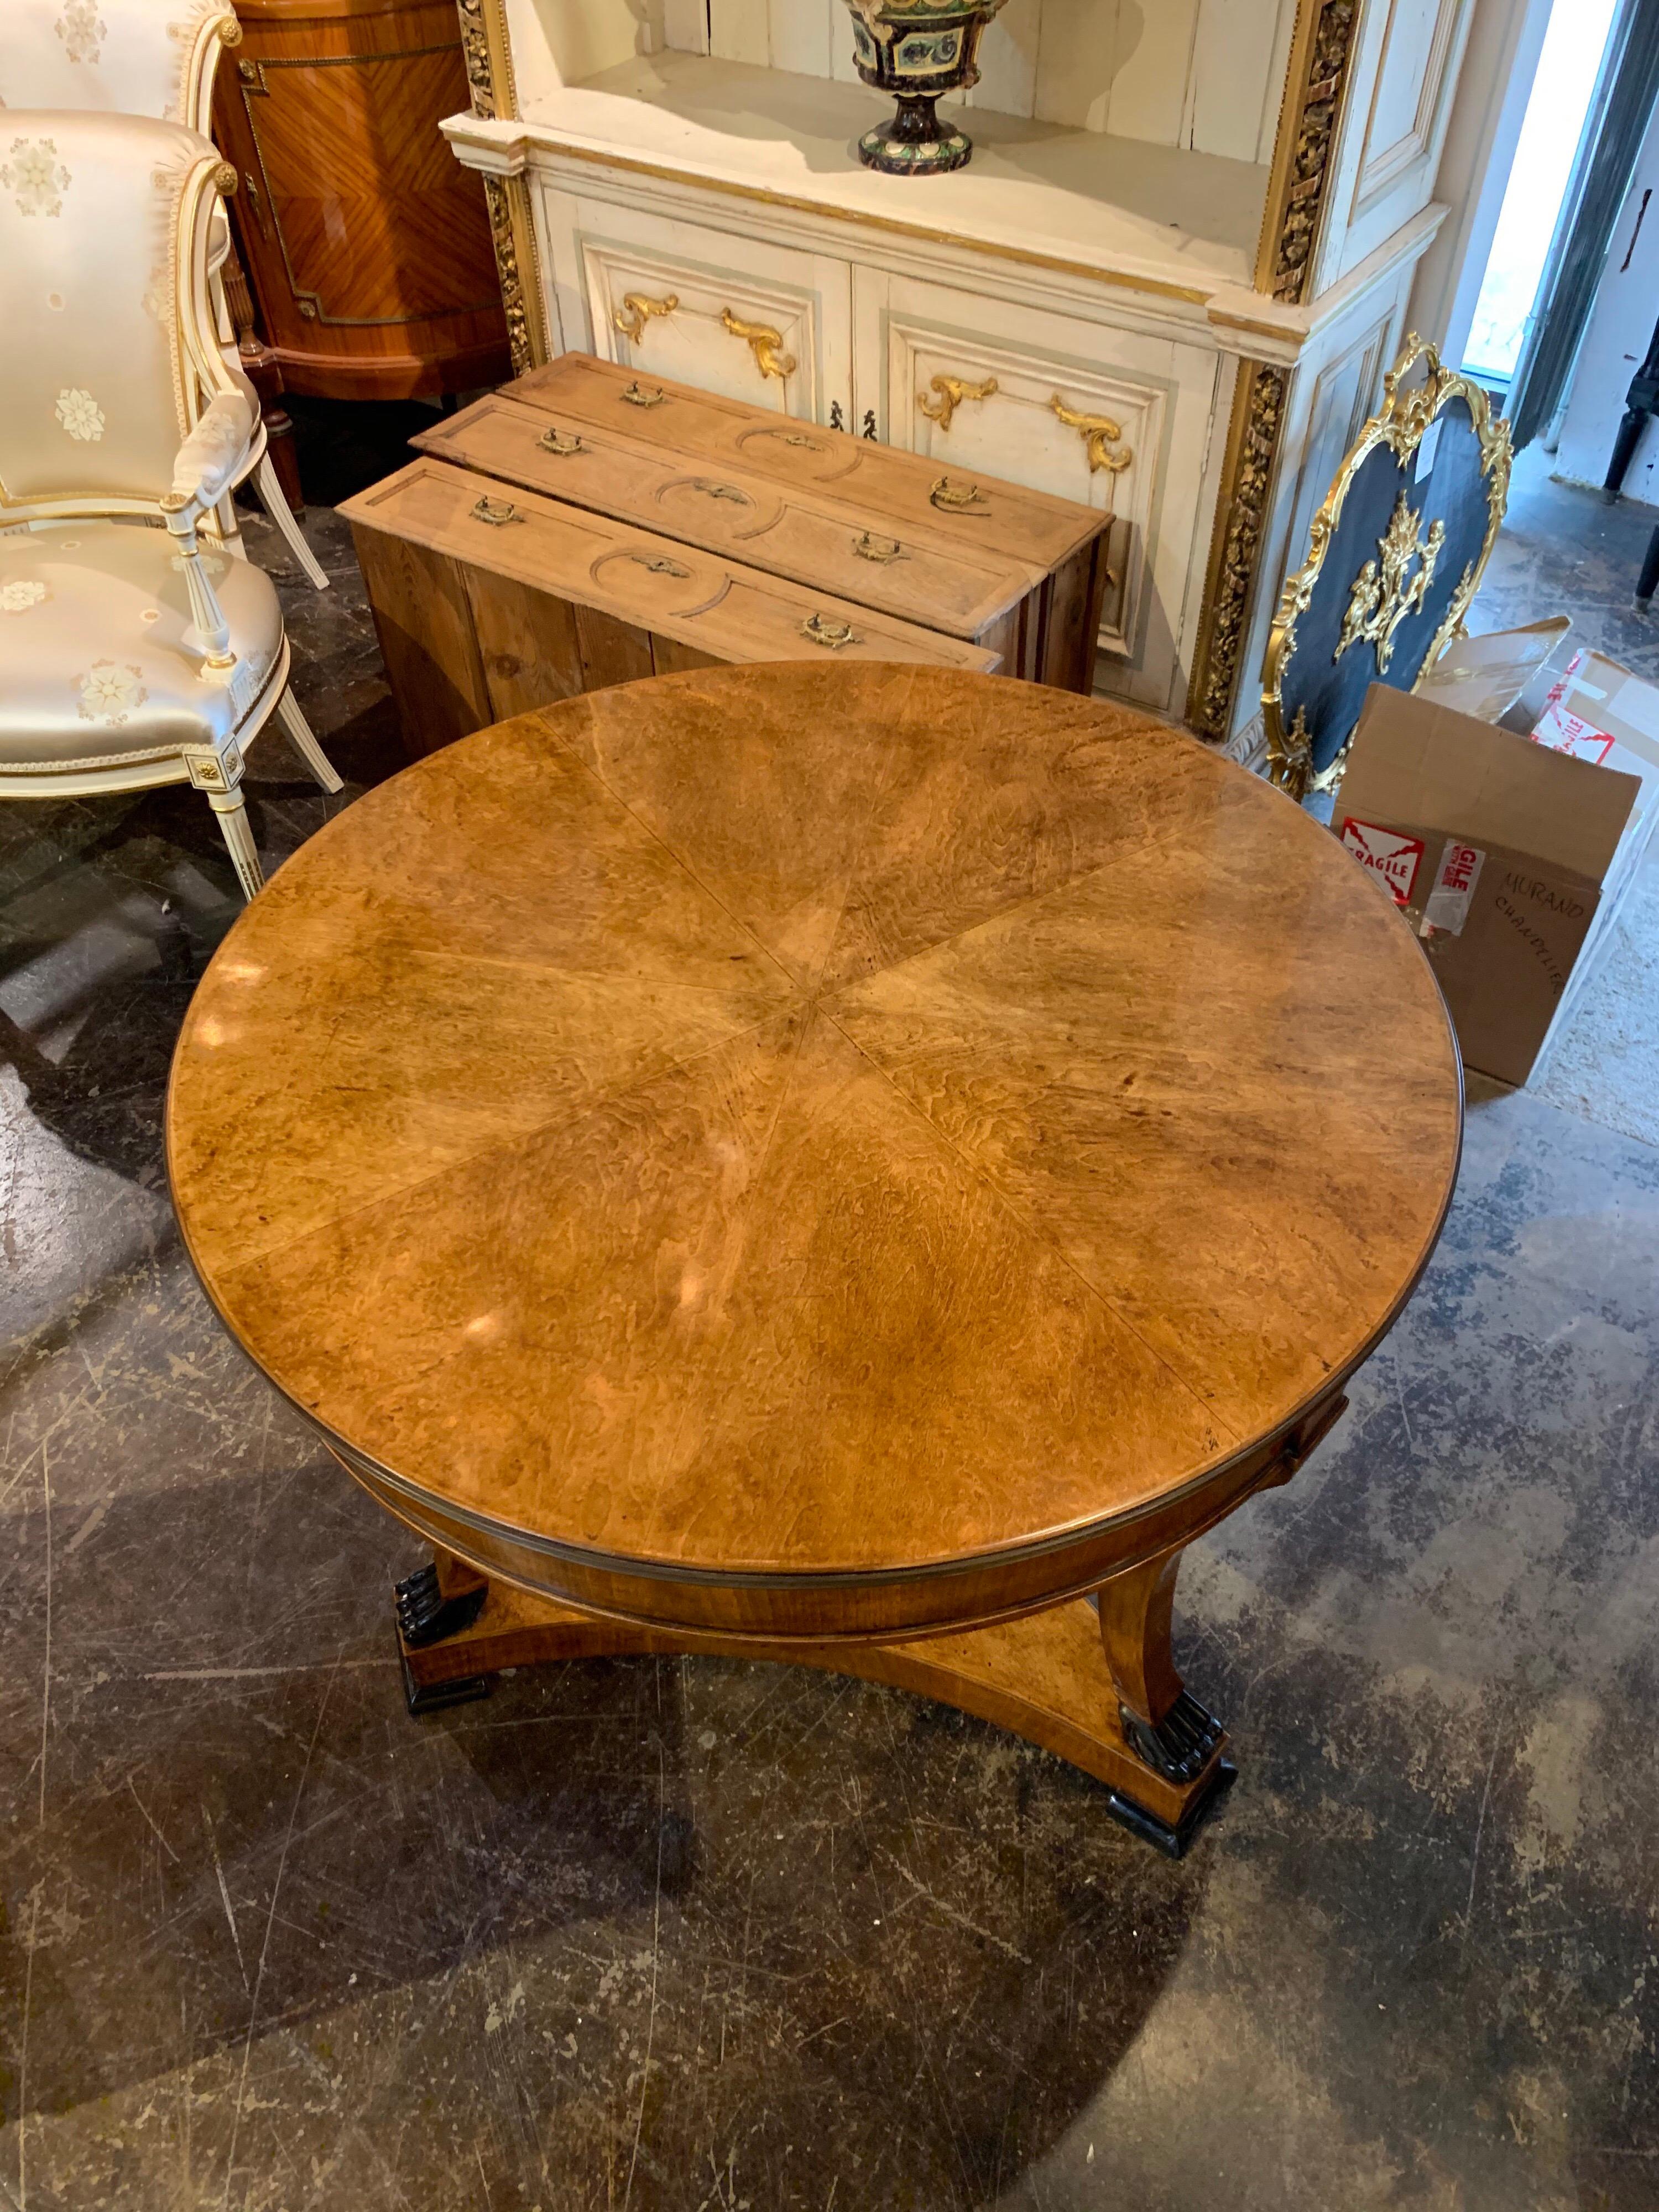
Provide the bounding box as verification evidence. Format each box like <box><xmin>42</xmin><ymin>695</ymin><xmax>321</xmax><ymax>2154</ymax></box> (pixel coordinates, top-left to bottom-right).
<box><xmin>394</xmin><ymin>1562</ymin><xmax>487</xmax><ymax>1648</ymax></box>
<box><xmin>394</xmin><ymin>1564</ymin><xmax>494</xmax><ymax>1713</ymax></box>
<box><xmin>1118</xmin><ymin>1689</ymin><xmax>1227</xmax><ymax>1787</ymax></box>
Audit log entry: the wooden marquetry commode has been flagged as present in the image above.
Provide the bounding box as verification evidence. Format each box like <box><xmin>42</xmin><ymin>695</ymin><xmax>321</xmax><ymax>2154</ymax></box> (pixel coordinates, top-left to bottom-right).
<box><xmin>168</xmin><ymin>665</ymin><xmax>1463</xmax><ymax>1856</ymax></box>
<box><xmin>341</xmin><ymin>353</ymin><xmax>1112</xmax><ymax>754</ymax></box>
<box><xmin>444</xmin><ymin>0</ymin><xmax>1489</xmax><ymax>752</ymax></box>
<box><xmin>213</xmin><ymin>0</ymin><xmax>510</xmax><ymax>404</ymax></box>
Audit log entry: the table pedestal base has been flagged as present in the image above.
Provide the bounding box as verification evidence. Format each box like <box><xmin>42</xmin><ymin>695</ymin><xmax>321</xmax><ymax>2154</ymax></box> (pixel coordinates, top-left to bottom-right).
<box><xmin>393</xmin><ymin>1564</ymin><xmax>1234</xmax><ymax>1859</ymax></box>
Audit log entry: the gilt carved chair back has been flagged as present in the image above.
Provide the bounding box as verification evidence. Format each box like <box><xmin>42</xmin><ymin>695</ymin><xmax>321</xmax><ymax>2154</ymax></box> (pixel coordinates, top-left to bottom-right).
<box><xmin>0</xmin><ymin>110</ymin><xmax>243</xmax><ymax>523</ymax></box>
<box><xmin>1262</xmin><ymin>335</ymin><xmax>1513</xmax><ymax>800</ymax></box>
<box><xmin>0</xmin><ymin>0</ymin><xmax>239</xmax><ymax>135</ymax></box>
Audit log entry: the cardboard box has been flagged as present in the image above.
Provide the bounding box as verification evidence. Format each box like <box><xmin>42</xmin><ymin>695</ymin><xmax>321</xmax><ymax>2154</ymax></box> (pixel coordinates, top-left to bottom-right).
<box><xmin>1524</xmin><ymin>648</ymin><xmax>1659</xmax><ymax>1062</ymax></box>
<box><xmin>1415</xmin><ymin>615</ymin><xmax>1572</xmax><ymax>724</ymax></box>
<box><xmin>1335</xmin><ymin>686</ymin><xmax>1645</xmax><ymax>1086</ymax></box>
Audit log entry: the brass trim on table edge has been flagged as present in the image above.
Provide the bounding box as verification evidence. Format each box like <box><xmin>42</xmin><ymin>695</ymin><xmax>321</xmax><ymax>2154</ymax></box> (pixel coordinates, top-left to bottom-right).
<box><xmin>1253</xmin><ymin>0</ymin><xmax>1364</xmax><ymax>306</ymax></box>
<box><xmin>340</xmin><ymin>1431</ymin><xmax>1320</xmax><ymax>1652</ymax></box>
<box><xmin>1184</xmin><ymin>356</ymin><xmax>1289</xmax><ymax>745</ymax></box>
<box><xmin>1261</xmin><ymin>331</ymin><xmax>1512</xmax><ymax>800</ymax></box>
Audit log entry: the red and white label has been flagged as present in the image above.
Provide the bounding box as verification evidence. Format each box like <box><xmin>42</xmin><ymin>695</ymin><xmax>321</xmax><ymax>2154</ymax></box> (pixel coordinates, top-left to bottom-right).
<box><xmin>1339</xmin><ymin>817</ymin><xmax>1425</xmax><ymax>905</ymax></box>
<box><xmin>1421</xmin><ymin>837</ymin><xmax>1485</xmax><ymax>936</ymax></box>
<box><xmin>1535</xmin><ymin>658</ymin><xmax>1618</xmax><ymax>763</ymax></box>
<box><xmin>1533</xmin><ymin>705</ymin><xmax>1616</xmax><ymax>765</ymax></box>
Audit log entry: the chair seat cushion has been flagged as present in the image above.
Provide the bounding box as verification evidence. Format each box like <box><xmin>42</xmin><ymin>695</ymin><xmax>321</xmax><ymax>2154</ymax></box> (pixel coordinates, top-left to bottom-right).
<box><xmin>0</xmin><ymin>520</ymin><xmax>283</xmax><ymax>769</ymax></box>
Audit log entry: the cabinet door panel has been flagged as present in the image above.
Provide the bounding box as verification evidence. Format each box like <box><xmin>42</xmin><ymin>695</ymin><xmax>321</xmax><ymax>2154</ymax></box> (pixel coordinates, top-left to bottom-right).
<box><xmin>865</xmin><ymin>275</ymin><xmax>1222</xmax><ymax>709</ymax></box>
<box><xmin>538</xmin><ymin>189</ymin><xmax>853</xmax><ymax>427</ymax></box>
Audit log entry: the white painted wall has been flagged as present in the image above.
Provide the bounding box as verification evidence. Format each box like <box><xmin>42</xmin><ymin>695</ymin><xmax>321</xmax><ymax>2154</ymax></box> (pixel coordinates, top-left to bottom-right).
<box><xmin>1554</xmin><ymin>95</ymin><xmax>1659</xmax><ymax>501</ymax></box>
<box><xmin>506</xmin><ymin>0</ymin><xmax>667</xmax><ymax>102</ymax></box>
<box><xmin>690</xmin><ymin>0</ymin><xmax>1298</xmax><ymax>159</ymax></box>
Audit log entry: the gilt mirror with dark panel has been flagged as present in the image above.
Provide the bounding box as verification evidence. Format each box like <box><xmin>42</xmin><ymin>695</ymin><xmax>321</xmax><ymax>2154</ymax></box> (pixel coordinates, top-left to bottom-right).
<box><xmin>1263</xmin><ymin>339</ymin><xmax>1512</xmax><ymax>799</ymax></box>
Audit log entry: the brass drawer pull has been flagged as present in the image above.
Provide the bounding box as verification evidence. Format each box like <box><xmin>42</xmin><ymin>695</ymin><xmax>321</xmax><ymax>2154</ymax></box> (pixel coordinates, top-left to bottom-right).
<box><xmin>620</xmin><ymin>381</ymin><xmax>667</xmax><ymax>408</ymax></box>
<box><xmin>537</xmin><ymin>426</ymin><xmax>585</xmax><ymax>457</ymax></box>
<box><xmin>917</xmin><ymin>374</ymin><xmax>998</xmax><ymax>433</ymax></box>
<box><xmin>695</xmin><ymin>480</ymin><xmax>750</xmax><ymax>506</ymax></box>
<box><xmin>1051</xmin><ymin>393</ymin><xmax>1133</xmax><ymax>474</ymax></box>
<box><xmin>630</xmin><ymin>554</ymin><xmax>690</xmax><ymax>577</ymax></box>
<box><xmin>471</xmin><ymin>495</ymin><xmax>520</xmax><ymax>526</ymax></box>
<box><xmin>614</xmin><ymin>291</ymin><xmax>678</xmax><ymax>344</ymax></box>
<box><xmin>721</xmin><ymin>307</ymin><xmax>795</xmax><ymax>382</ymax></box>
<box><xmin>801</xmin><ymin>613</ymin><xmax>862</xmax><ymax>650</ymax></box>
<box><xmin>853</xmin><ymin>531</ymin><xmax>906</xmax><ymax>564</ymax></box>
<box><xmin>774</xmin><ymin>430</ymin><xmax>823</xmax><ymax>450</ymax></box>
<box><xmin>930</xmin><ymin>475</ymin><xmax>990</xmax><ymax>514</ymax></box>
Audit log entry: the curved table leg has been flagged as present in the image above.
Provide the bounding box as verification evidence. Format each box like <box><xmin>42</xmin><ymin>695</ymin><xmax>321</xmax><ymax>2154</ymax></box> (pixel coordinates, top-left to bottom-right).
<box><xmin>393</xmin><ymin>1548</ymin><xmax>1234</xmax><ymax>1858</ymax></box>
<box><xmin>1099</xmin><ymin>1547</ymin><xmax>1227</xmax><ymax>1790</ymax></box>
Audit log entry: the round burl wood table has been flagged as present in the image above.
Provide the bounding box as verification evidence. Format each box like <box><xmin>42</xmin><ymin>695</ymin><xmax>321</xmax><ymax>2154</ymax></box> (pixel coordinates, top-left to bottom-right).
<box><xmin>168</xmin><ymin>665</ymin><xmax>1462</xmax><ymax>1855</ymax></box>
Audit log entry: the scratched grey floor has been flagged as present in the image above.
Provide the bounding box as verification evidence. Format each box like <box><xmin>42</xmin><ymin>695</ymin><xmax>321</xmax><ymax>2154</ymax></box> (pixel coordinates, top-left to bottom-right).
<box><xmin>2</xmin><ymin>421</ymin><xmax>1657</xmax><ymax>2211</ymax></box>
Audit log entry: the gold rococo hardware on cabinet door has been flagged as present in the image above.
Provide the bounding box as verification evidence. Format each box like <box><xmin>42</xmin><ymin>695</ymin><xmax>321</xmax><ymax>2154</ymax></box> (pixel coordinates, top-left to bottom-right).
<box><xmin>1050</xmin><ymin>394</ymin><xmax>1134</xmax><ymax>476</ymax></box>
<box><xmin>917</xmin><ymin>374</ymin><xmax>998</xmax><ymax>434</ymax></box>
<box><xmin>721</xmin><ymin>308</ymin><xmax>796</xmax><ymax>383</ymax></box>
<box><xmin>613</xmin><ymin>291</ymin><xmax>679</xmax><ymax>344</ymax></box>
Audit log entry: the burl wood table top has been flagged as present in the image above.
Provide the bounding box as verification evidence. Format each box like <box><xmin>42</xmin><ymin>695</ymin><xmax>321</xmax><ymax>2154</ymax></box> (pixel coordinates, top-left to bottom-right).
<box><xmin>168</xmin><ymin>666</ymin><xmax>1461</xmax><ymax>1640</ymax></box>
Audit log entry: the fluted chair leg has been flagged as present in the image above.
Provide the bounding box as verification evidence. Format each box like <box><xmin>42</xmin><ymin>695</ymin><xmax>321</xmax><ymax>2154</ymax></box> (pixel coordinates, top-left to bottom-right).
<box><xmin>206</xmin><ymin>786</ymin><xmax>264</xmax><ymax>900</ymax></box>
<box><xmin>254</xmin><ymin>456</ymin><xmax>330</xmax><ymax>591</ymax></box>
<box><xmin>275</xmin><ymin>686</ymin><xmax>344</xmax><ymax>794</ymax></box>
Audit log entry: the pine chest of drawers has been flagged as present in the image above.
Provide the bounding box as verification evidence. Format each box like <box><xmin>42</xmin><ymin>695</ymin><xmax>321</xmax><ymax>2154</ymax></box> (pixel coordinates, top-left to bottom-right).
<box><xmin>343</xmin><ymin>354</ymin><xmax>1113</xmax><ymax>759</ymax></box>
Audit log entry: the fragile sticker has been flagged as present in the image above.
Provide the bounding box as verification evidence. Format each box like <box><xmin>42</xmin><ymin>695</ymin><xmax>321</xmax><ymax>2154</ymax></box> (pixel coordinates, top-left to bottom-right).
<box><xmin>1339</xmin><ymin>817</ymin><xmax>1425</xmax><ymax>905</ymax></box>
<box><xmin>1420</xmin><ymin>837</ymin><xmax>1485</xmax><ymax>937</ymax></box>
<box><xmin>1532</xmin><ymin>704</ymin><xmax>1616</xmax><ymax>765</ymax></box>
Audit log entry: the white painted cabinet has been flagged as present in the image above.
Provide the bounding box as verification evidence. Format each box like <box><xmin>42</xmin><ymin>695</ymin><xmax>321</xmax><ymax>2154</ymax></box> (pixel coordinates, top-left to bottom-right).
<box><xmin>536</xmin><ymin>191</ymin><xmax>854</xmax><ymax>423</ymax></box>
<box><xmin>451</xmin><ymin>0</ymin><xmax>1487</xmax><ymax>742</ymax></box>
<box><xmin>858</xmin><ymin>272</ymin><xmax>1224</xmax><ymax>704</ymax></box>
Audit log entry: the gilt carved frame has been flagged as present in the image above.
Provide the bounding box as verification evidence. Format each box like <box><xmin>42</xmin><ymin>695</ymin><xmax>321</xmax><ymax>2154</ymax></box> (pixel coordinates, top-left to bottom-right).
<box><xmin>1185</xmin><ymin>0</ymin><xmax>1364</xmax><ymax>745</ymax></box>
<box><xmin>455</xmin><ymin>0</ymin><xmax>547</xmax><ymax>374</ymax></box>
<box><xmin>1261</xmin><ymin>332</ymin><xmax>1513</xmax><ymax>798</ymax></box>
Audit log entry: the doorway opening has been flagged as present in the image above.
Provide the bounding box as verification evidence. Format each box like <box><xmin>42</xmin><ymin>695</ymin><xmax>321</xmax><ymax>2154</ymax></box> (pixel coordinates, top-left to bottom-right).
<box><xmin>1463</xmin><ymin>0</ymin><xmax>1623</xmax><ymax>393</ymax></box>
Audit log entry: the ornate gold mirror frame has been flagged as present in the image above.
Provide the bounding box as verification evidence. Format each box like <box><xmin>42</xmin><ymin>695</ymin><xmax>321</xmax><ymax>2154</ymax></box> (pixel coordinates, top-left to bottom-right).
<box><xmin>1262</xmin><ymin>333</ymin><xmax>1512</xmax><ymax>800</ymax></box>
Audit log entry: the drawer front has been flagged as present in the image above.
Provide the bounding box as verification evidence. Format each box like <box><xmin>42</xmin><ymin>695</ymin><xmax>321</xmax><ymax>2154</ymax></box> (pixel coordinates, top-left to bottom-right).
<box><xmin>340</xmin><ymin>460</ymin><xmax>999</xmax><ymax>683</ymax></box>
<box><xmin>538</xmin><ymin>190</ymin><xmax>852</xmax><ymax>426</ymax></box>
<box><xmin>415</xmin><ymin>394</ymin><xmax>1035</xmax><ymax>642</ymax></box>
<box><xmin>862</xmin><ymin>276</ymin><xmax>1223</xmax><ymax>710</ymax></box>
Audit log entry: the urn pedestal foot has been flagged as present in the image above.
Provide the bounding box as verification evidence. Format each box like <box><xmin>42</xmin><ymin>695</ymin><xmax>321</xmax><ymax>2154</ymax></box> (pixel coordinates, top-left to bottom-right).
<box><xmin>857</xmin><ymin>94</ymin><xmax>972</xmax><ymax>175</ymax></box>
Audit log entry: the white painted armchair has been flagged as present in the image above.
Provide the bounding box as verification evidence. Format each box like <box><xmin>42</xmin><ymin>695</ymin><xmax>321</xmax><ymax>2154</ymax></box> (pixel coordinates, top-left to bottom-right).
<box><xmin>0</xmin><ymin>111</ymin><xmax>341</xmax><ymax>899</ymax></box>
<box><xmin>0</xmin><ymin>0</ymin><xmax>330</xmax><ymax>593</ymax></box>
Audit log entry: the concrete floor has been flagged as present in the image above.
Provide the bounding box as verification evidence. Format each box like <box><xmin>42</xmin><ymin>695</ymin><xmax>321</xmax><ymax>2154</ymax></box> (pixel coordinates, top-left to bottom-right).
<box><xmin>2</xmin><ymin>427</ymin><xmax>1657</xmax><ymax>2211</ymax></box>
